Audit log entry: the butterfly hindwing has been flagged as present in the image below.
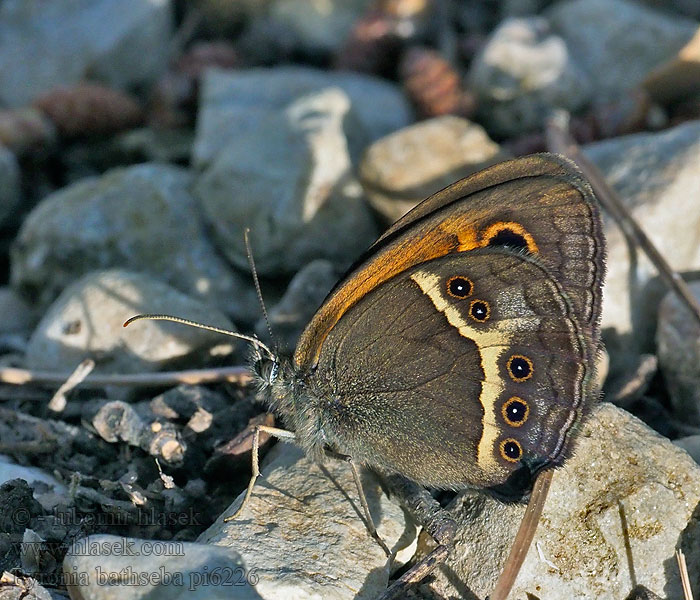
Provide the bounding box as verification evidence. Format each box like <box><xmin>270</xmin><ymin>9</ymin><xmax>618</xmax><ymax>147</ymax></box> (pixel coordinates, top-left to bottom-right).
<box><xmin>309</xmin><ymin>248</ymin><xmax>593</xmax><ymax>495</ymax></box>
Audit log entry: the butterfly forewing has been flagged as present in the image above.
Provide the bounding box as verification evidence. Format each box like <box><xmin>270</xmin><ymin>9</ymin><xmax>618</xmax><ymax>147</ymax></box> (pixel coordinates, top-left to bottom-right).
<box><xmin>295</xmin><ymin>153</ymin><xmax>605</xmax><ymax>372</ymax></box>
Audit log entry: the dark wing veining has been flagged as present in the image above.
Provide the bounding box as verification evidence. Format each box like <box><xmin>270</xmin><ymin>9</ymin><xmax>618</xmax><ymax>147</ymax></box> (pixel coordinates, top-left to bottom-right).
<box><xmin>310</xmin><ymin>248</ymin><xmax>594</xmax><ymax>495</ymax></box>
<box><xmin>295</xmin><ymin>153</ymin><xmax>605</xmax><ymax>371</ymax></box>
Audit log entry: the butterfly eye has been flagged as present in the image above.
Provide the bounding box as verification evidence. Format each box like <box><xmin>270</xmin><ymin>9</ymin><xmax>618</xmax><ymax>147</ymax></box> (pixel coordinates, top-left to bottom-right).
<box><xmin>469</xmin><ymin>299</ymin><xmax>490</xmax><ymax>322</ymax></box>
<box><xmin>500</xmin><ymin>439</ymin><xmax>523</xmax><ymax>462</ymax></box>
<box><xmin>507</xmin><ymin>354</ymin><xmax>533</xmax><ymax>382</ymax></box>
<box><xmin>502</xmin><ymin>397</ymin><xmax>529</xmax><ymax>427</ymax></box>
<box><xmin>446</xmin><ymin>276</ymin><xmax>473</xmax><ymax>299</ymax></box>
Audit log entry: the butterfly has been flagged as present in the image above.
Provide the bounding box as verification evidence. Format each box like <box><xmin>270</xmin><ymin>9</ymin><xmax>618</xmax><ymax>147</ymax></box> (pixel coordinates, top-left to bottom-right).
<box><xmin>126</xmin><ymin>152</ymin><xmax>606</xmax><ymax>598</ymax></box>
<box><xmin>250</xmin><ymin>152</ymin><xmax>605</xmax><ymax>500</ymax></box>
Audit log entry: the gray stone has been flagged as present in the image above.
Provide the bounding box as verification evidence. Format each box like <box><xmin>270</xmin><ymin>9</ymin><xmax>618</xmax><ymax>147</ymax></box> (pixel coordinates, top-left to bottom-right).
<box><xmin>0</xmin><ymin>454</ymin><xmax>66</xmax><ymax>493</ymax></box>
<box><xmin>193</xmin><ymin>67</ymin><xmax>413</xmax><ymax>167</ymax></box>
<box><xmin>194</xmin><ymin>88</ymin><xmax>379</xmax><ymax>276</ymax></box>
<box><xmin>62</xmin><ymin>535</ymin><xmax>260</xmax><ymax>599</ymax></box>
<box><xmin>467</xmin><ymin>16</ymin><xmax>592</xmax><ymax>136</ymax></box>
<box><xmin>359</xmin><ymin>116</ymin><xmax>508</xmax><ymax>222</ymax></box>
<box><xmin>0</xmin><ymin>145</ymin><xmax>20</xmax><ymax>227</ymax></box>
<box><xmin>582</xmin><ymin>120</ymin><xmax>700</xmax><ymax>375</ymax></box>
<box><xmin>199</xmin><ymin>443</ymin><xmax>414</xmax><ymax>600</ymax></box>
<box><xmin>548</xmin><ymin>0</ymin><xmax>697</xmax><ymax>104</ymax></box>
<box><xmin>0</xmin><ymin>572</ymin><xmax>57</xmax><ymax>600</ymax></box>
<box><xmin>657</xmin><ymin>280</ymin><xmax>700</xmax><ymax>425</ymax></box>
<box><xmin>0</xmin><ymin>0</ymin><xmax>173</xmax><ymax>107</ymax></box>
<box><xmin>500</xmin><ymin>0</ymin><xmax>549</xmax><ymax>17</ymax></box>
<box><xmin>639</xmin><ymin>0</ymin><xmax>700</xmax><ymax>20</ymax></box>
<box><xmin>422</xmin><ymin>403</ymin><xmax>700</xmax><ymax>599</ymax></box>
<box><xmin>269</xmin><ymin>0</ymin><xmax>372</xmax><ymax>55</ymax></box>
<box><xmin>675</xmin><ymin>435</ymin><xmax>700</xmax><ymax>465</ymax></box>
<box><xmin>255</xmin><ymin>260</ymin><xmax>337</xmax><ymax>355</ymax></box>
<box><xmin>0</xmin><ymin>288</ymin><xmax>35</xmax><ymax>334</ymax></box>
<box><xmin>10</xmin><ymin>163</ymin><xmax>258</xmax><ymax>321</ymax></box>
<box><xmin>26</xmin><ymin>269</ymin><xmax>235</xmax><ymax>375</ymax></box>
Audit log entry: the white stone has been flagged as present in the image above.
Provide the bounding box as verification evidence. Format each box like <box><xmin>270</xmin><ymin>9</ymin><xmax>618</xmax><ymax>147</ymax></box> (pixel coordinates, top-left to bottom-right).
<box><xmin>199</xmin><ymin>444</ymin><xmax>415</xmax><ymax>600</ymax></box>
<box><xmin>26</xmin><ymin>269</ymin><xmax>234</xmax><ymax>374</ymax></box>
<box><xmin>583</xmin><ymin>120</ymin><xmax>700</xmax><ymax>374</ymax></box>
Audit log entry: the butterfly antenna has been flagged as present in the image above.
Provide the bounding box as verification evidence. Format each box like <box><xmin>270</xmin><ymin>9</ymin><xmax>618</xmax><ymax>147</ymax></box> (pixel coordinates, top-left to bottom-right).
<box><xmin>244</xmin><ymin>228</ymin><xmax>276</xmax><ymax>347</ymax></box>
<box><xmin>123</xmin><ymin>314</ymin><xmax>275</xmax><ymax>360</ymax></box>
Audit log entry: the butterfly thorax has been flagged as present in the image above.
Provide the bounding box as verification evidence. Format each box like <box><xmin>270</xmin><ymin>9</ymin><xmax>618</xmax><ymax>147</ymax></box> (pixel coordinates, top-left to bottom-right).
<box><xmin>251</xmin><ymin>353</ymin><xmax>329</xmax><ymax>462</ymax></box>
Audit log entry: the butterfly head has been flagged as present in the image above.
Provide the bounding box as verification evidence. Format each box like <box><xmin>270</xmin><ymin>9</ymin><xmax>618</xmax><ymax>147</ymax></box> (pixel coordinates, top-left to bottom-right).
<box><xmin>250</xmin><ymin>344</ymin><xmax>280</xmax><ymax>390</ymax></box>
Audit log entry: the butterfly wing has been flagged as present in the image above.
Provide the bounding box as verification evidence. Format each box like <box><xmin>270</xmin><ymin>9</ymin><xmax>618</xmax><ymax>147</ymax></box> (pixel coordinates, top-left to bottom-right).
<box><xmin>295</xmin><ymin>153</ymin><xmax>605</xmax><ymax>371</ymax></box>
<box><xmin>308</xmin><ymin>248</ymin><xmax>593</xmax><ymax>495</ymax></box>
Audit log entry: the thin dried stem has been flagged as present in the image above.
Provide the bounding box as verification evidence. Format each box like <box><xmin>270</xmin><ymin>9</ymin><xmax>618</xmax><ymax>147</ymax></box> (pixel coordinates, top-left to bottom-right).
<box><xmin>676</xmin><ymin>548</ymin><xmax>694</xmax><ymax>600</ymax></box>
<box><xmin>0</xmin><ymin>365</ymin><xmax>251</xmax><ymax>389</ymax></box>
<box><xmin>48</xmin><ymin>358</ymin><xmax>95</xmax><ymax>412</ymax></box>
<box><xmin>490</xmin><ymin>469</ymin><xmax>554</xmax><ymax>600</ymax></box>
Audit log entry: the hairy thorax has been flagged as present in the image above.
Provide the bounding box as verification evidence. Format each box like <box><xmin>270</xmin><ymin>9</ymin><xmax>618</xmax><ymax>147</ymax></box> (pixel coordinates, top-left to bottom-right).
<box><xmin>254</xmin><ymin>356</ymin><xmax>330</xmax><ymax>462</ymax></box>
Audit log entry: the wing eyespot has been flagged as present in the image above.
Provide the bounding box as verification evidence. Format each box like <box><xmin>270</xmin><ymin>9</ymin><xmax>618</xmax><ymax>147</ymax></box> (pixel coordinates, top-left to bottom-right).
<box><xmin>469</xmin><ymin>299</ymin><xmax>490</xmax><ymax>322</ymax></box>
<box><xmin>502</xmin><ymin>396</ymin><xmax>529</xmax><ymax>427</ymax></box>
<box><xmin>480</xmin><ymin>221</ymin><xmax>539</xmax><ymax>254</ymax></box>
<box><xmin>500</xmin><ymin>438</ymin><xmax>523</xmax><ymax>462</ymax></box>
<box><xmin>507</xmin><ymin>354</ymin><xmax>533</xmax><ymax>382</ymax></box>
<box><xmin>446</xmin><ymin>276</ymin><xmax>473</xmax><ymax>299</ymax></box>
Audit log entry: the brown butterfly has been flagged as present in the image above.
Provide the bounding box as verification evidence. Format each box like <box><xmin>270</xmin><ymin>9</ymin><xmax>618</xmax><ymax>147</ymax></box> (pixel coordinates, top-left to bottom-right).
<box><xmin>127</xmin><ymin>152</ymin><xmax>606</xmax><ymax>597</ymax></box>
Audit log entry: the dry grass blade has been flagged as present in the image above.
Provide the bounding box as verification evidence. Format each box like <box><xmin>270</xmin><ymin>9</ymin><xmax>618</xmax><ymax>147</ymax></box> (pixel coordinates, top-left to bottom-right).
<box><xmin>676</xmin><ymin>548</ymin><xmax>694</xmax><ymax>600</ymax></box>
<box><xmin>0</xmin><ymin>365</ymin><xmax>251</xmax><ymax>388</ymax></box>
<box><xmin>490</xmin><ymin>469</ymin><xmax>554</xmax><ymax>600</ymax></box>
<box><xmin>545</xmin><ymin>111</ymin><xmax>700</xmax><ymax>329</ymax></box>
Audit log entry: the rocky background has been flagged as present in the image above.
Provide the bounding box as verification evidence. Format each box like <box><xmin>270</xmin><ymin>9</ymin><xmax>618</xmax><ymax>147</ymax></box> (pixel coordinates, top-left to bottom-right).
<box><xmin>1</xmin><ymin>0</ymin><xmax>700</xmax><ymax>599</ymax></box>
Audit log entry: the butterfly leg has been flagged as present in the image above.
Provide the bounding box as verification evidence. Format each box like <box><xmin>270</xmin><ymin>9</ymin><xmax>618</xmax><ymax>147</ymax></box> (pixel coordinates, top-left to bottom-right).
<box><xmin>323</xmin><ymin>449</ymin><xmax>392</xmax><ymax>557</ymax></box>
<box><xmin>224</xmin><ymin>425</ymin><xmax>296</xmax><ymax>522</ymax></box>
<box><xmin>380</xmin><ymin>469</ymin><xmax>554</xmax><ymax>600</ymax></box>
<box><xmin>376</xmin><ymin>474</ymin><xmax>457</xmax><ymax>600</ymax></box>
<box><xmin>349</xmin><ymin>459</ymin><xmax>393</xmax><ymax>557</ymax></box>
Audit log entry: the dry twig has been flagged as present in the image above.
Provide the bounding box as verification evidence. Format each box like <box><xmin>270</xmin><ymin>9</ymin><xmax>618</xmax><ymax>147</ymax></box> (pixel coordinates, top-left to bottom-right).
<box><xmin>48</xmin><ymin>358</ymin><xmax>95</xmax><ymax>412</ymax></box>
<box><xmin>0</xmin><ymin>365</ymin><xmax>251</xmax><ymax>389</ymax></box>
